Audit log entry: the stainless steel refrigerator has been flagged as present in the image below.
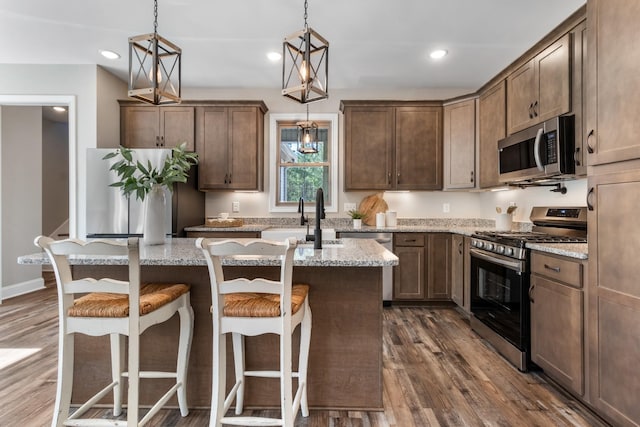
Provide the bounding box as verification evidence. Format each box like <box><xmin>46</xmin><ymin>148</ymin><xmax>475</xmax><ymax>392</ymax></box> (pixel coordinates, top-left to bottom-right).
<box><xmin>86</xmin><ymin>148</ymin><xmax>204</xmax><ymax>238</ymax></box>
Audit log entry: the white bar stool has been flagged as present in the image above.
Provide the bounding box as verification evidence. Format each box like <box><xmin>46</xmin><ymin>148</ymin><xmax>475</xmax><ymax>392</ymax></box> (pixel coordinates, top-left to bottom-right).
<box><xmin>197</xmin><ymin>237</ymin><xmax>312</xmax><ymax>427</ymax></box>
<box><xmin>35</xmin><ymin>236</ymin><xmax>194</xmax><ymax>427</ymax></box>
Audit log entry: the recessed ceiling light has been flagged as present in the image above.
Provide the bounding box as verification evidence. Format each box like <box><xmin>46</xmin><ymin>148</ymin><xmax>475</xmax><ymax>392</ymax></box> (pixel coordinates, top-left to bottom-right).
<box><xmin>99</xmin><ymin>49</ymin><xmax>121</xmax><ymax>60</ymax></box>
<box><xmin>430</xmin><ymin>49</ymin><xmax>448</xmax><ymax>60</ymax></box>
<box><xmin>53</xmin><ymin>106</ymin><xmax>66</xmax><ymax>113</ymax></box>
<box><xmin>267</xmin><ymin>51</ymin><xmax>282</xmax><ymax>62</ymax></box>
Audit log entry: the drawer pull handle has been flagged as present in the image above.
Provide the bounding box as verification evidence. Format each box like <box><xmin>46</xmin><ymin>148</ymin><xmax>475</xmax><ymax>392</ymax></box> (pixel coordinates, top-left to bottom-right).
<box><xmin>405</xmin><ymin>239</ymin><xmax>416</xmax><ymax>243</ymax></box>
<box><xmin>544</xmin><ymin>264</ymin><xmax>561</xmax><ymax>273</ymax></box>
<box><xmin>529</xmin><ymin>284</ymin><xmax>535</xmax><ymax>303</ymax></box>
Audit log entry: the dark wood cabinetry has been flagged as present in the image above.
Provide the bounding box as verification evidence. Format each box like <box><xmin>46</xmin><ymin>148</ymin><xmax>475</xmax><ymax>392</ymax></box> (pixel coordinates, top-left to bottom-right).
<box><xmin>196</xmin><ymin>102</ymin><xmax>267</xmax><ymax>191</ymax></box>
<box><xmin>393</xmin><ymin>233</ymin><xmax>451</xmax><ymax>302</ymax></box>
<box><xmin>478</xmin><ymin>81</ymin><xmax>506</xmax><ymax>188</ymax></box>
<box><xmin>586</xmin><ymin>2</ymin><xmax>640</xmax><ymax>425</ymax></box>
<box><xmin>450</xmin><ymin>234</ymin><xmax>464</xmax><ymax>307</ymax></box>
<box><xmin>120</xmin><ymin>103</ymin><xmax>195</xmax><ymax>150</ymax></box>
<box><xmin>507</xmin><ymin>33</ymin><xmax>571</xmax><ymax>135</ymax></box>
<box><xmin>530</xmin><ymin>252</ymin><xmax>584</xmax><ymax>397</ymax></box>
<box><xmin>341</xmin><ymin>101</ymin><xmax>443</xmax><ymax>191</ymax></box>
<box><xmin>444</xmin><ymin>99</ymin><xmax>476</xmax><ymax>189</ymax></box>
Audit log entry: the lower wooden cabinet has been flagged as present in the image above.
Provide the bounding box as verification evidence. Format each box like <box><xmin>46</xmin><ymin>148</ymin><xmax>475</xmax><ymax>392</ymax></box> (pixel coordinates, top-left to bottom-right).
<box><xmin>393</xmin><ymin>233</ymin><xmax>451</xmax><ymax>302</ymax></box>
<box><xmin>450</xmin><ymin>234</ymin><xmax>464</xmax><ymax>307</ymax></box>
<box><xmin>530</xmin><ymin>251</ymin><xmax>585</xmax><ymax>396</ymax></box>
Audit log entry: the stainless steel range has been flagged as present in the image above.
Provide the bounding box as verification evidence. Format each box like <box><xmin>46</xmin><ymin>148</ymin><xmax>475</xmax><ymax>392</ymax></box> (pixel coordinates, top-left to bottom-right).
<box><xmin>469</xmin><ymin>206</ymin><xmax>587</xmax><ymax>371</ymax></box>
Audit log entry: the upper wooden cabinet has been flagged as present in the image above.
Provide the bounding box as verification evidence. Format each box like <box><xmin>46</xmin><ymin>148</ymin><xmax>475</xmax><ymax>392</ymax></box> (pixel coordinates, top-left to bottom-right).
<box><xmin>506</xmin><ymin>33</ymin><xmax>571</xmax><ymax>135</ymax></box>
<box><xmin>478</xmin><ymin>81</ymin><xmax>506</xmax><ymax>188</ymax></box>
<box><xmin>341</xmin><ymin>101</ymin><xmax>443</xmax><ymax>191</ymax></box>
<box><xmin>586</xmin><ymin>0</ymin><xmax>640</xmax><ymax>166</ymax></box>
<box><xmin>119</xmin><ymin>103</ymin><xmax>195</xmax><ymax>150</ymax></box>
<box><xmin>443</xmin><ymin>98</ymin><xmax>476</xmax><ymax>190</ymax></box>
<box><xmin>196</xmin><ymin>102</ymin><xmax>267</xmax><ymax>191</ymax></box>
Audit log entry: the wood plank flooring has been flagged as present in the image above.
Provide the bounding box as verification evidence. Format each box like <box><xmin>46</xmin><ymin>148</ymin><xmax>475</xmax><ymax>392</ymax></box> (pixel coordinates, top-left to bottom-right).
<box><xmin>0</xmin><ymin>286</ymin><xmax>607</xmax><ymax>427</ymax></box>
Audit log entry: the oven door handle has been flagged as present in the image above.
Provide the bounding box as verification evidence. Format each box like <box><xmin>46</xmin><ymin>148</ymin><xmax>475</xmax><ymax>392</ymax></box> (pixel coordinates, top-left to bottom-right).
<box><xmin>470</xmin><ymin>248</ymin><xmax>524</xmax><ymax>273</ymax></box>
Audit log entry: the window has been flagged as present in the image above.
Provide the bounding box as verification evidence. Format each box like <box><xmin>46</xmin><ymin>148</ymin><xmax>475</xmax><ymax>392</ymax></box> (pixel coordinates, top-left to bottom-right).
<box><xmin>269</xmin><ymin>113</ymin><xmax>338</xmax><ymax>212</ymax></box>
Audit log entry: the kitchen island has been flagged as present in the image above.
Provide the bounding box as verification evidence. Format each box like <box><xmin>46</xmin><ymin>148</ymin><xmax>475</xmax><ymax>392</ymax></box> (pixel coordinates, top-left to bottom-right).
<box><xmin>19</xmin><ymin>238</ymin><xmax>398</xmax><ymax>410</ymax></box>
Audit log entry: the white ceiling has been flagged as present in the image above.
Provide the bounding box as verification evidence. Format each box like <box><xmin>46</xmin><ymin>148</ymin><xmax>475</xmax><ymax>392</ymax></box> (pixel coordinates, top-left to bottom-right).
<box><xmin>0</xmin><ymin>0</ymin><xmax>585</xmax><ymax>91</ymax></box>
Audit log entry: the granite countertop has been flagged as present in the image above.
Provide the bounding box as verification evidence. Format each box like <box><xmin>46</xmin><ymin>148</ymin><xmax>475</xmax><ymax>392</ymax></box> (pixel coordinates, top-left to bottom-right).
<box><xmin>185</xmin><ymin>224</ymin><xmax>271</xmax><ymax>232</ymax></box>
<box><xmin>526</xmin><ymin>242</ymin><xmax>588</xmax><ymax>260</ymax></box>
<box><xmin>18</xmin><ymin>238</ymin><xmax>399</xmax><ymax>268</ymax></box>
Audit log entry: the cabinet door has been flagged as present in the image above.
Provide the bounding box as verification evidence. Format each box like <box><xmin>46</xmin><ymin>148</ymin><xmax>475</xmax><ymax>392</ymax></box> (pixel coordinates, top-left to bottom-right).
<box><xmin>121</xmin><ymin>106</ymin><xmax>160</xmax><ymax>148</ymax></box>
<box><xmin>478</xmin><ymin>81</ymin><xmax>506</xmax><ymax>188</ymax></box>
<box><xmin>536</xmin><ymin>33</ymin><xmax>571</xmax><ymax>123</ymax></box>
<box><xmin>197</xmin><ymin>107</ymin><xmax>229</xmax><ymax>190</ymax></box>
<box><xmin>393</xmin><ymin>245</ymin><xmax>425</xmax><ymax>300</ymax></box>
<box><xmin>344</xmin><ymin>107</ymin><xmax>393</xmax><ymax>190</ymax></box>
<box><xmin>530</xmin><ymin>274</ymin><xmax>584</xmax><ymax>396</ymax></box>
<box><xmin>395</xmin><ymin>106</ymin><xmax>442</xmax><ymax>190</ymax></box>
<box><xmin>588</xmin><ymin>168</ymin><xmax>640</xmax><ymax>425</ymax></box>
<box><xmin>450</xmin><ymin>234</ymin><xmax>464</xmax><ymax>307</ymax></box>
<box><xmin>507</xmin><ymin>60</ymin><xmax>537</xmax><ymax>134</ymax></box>
<box><xmin>587</xmin><ymin>0</ymin><xmax>640</xmax><ymax>165</ymax></box>
<box><xmin>444</xmin><ymin>100</ymin><xmax>476</xmax><ymax>189</ymax></box>
<box><xmin>427</xmin><ymin>233</ymin><xmax>451</xmax><ymax>300</ymax></box>
<box><xmin>160</xmin><ymin>107</ymin><xmax>195</xmax><ymax>150</ymax></box>
<box><xmin>572</xmin><ymin>22</ymin><xmax>587</xmax><ymax>177</ymax></box>
<box><xmin>228</xmin><ymin>107</ymin><xmax>261</xmax><ymax>190</ymax></box>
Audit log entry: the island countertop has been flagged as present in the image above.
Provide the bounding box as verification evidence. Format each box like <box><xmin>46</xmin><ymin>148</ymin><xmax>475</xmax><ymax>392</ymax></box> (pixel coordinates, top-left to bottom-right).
<box><xmin>18</xmin><ymin>237</ymin><xmax>399</xmax><ymax>267</ymax></box>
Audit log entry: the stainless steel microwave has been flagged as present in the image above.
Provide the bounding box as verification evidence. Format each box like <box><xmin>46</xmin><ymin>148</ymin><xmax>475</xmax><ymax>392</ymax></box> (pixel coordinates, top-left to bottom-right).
<box><xmin>498</xmin><ymin>115</ymin><xmax>575</xmax><ymax>183</ymax></box>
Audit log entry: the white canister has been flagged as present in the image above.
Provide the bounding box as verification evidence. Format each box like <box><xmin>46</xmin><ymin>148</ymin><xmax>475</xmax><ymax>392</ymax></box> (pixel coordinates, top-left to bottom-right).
<box><xmin>495</xmin><ymin>213</ymin><xmax>513</xmax><ymax>231</ymax></box>
<box><xmin>376</xmin><ymin>212</ymin><xmax>386</xmax><ymax>228</ymax></box>
<box><xmin>385</xmin><ymin>211</ymin><xmax>397</xmax><ymax>228</ymax></box>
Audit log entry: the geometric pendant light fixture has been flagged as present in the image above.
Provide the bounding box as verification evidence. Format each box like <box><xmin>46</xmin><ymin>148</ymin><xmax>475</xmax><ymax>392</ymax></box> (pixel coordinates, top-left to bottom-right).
<box><xmin>282</xmin><ymin>0</ymin><xmax>329</xmax><ymax>104</ymax></box>
<box><xmin>296</xmin><ymin>104</ymin><xmax>319</xmax><ymax>154</ymax></box>
<box><xmin>128</xmin><ymin>0</ymin><xmax>182</xmax><ymax>105</ymax></box>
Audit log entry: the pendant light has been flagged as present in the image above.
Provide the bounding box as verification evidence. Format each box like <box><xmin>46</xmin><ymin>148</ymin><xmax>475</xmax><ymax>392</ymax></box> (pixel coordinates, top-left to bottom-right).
<box><xmin>282</xmin><ymin>0</ymin><xmax>329</xmax><ymax>104</ymax></box>
<box><xmin>128</xmin><ymin>0</ymin><xmax>181</xmax><ymax>105</ymax></box>
<box><xmin>297</xmin><ymin>105</ymin><xmax>319</xmax><ymax>154</ymax></box>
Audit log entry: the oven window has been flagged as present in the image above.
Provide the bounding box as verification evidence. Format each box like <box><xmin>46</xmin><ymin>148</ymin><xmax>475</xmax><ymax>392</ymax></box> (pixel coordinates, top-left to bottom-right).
<box><xmin>470</xmin><ymin>253</ymin><xmax>528</xmax><ymax>350</ymax></box>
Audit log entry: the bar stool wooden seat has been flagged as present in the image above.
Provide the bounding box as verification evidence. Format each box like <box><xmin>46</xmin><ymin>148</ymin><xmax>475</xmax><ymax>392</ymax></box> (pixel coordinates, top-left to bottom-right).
<box><xmin>196</xmin><ymin>237</ymin><xmax>312</xmax><ymax>427</ymax></box>
<box><xmin>35</xmin><ymin>236</ymin><xmax>194</xmax><ymax>427</ymax></box>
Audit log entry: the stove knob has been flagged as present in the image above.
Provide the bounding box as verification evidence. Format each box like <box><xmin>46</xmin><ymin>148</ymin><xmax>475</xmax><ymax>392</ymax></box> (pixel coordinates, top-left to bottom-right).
<box><xmin>476</xmin><ymin>241</ymin><xmax>484</xmax><ymax>249</ymax></box>
<box><xmin>506</xmin><ymin>247</ymin><xmax>514</xmax><ymax>256</ymax></box>
<box><xmin>487</xmin><ymin>243</ymin><xmax>495</xmax><ymax>251</ymax></box>
<box><xmin>497</xmin><ymin>245</ymin><xmax>505</xmax><ymax>254</ymax></box>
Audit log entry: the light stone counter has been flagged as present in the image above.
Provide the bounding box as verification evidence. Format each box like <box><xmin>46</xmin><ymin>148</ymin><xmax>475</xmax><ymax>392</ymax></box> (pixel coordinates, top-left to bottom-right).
<box><xmin>18</xmin><ymin>237</ymin><xmax>398</xmax><ymax>267</ymax></box>
<box><xmin>526</xmin><ymin>242</ymin><xmax>588</xmax><ymax>260</ymax></box>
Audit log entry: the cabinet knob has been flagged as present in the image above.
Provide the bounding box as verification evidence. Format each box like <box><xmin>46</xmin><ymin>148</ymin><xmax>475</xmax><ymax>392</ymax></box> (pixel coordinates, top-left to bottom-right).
<box><xmin>160</xmin><ymin>135</ymin><xmax>164</xmax><ymax>147</ymax></box>
<box><xmin>528</xmin><ymin>103</ymin><xmax>534</xmax><ymax>119</ymax></box>
<box><xmin>533</xmin><ymin>100</ymin><xmax>538</xmax><ymax>117</ymax></box>
<box><xmin>470</xmin><ymin>170</ymin><xmax>474</xmax><ymax>183</ymax></box>
<box><xmin>155</xmin><ymin>135</ymin><xmax>160</xmax><ymax>147</ymax></box>
<box><xmin>388</xmin><ymin>172</ymin><xmax>391</xmax><ymax>185</ymax></box>
<box><xmin>228</xmin><ymin>173</ymin><xmax>232</xmax><ymax>184</ymax></box>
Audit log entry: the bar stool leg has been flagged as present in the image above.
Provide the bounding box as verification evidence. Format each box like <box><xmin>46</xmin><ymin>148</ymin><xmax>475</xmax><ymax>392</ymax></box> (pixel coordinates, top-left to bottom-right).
<box><xmin>232</xmin><ymin>333</ymin><xmax>245</xmax><ymax>415</ymax></box>
<box><xmin>127</xmin><ymin>334</ymin><xmax>140</xmax><ymax>426</ymax></box>
<box><xmin>281</xmin><ymin>329</ymin><xmax>294</xmax><ymax>427</ymax></box>
<box><xmin>176</xmin><ymin>303</ymin><xmax>194</xmax><ymax>416</ymax></box>
<box><xmin>52</xmin><ymin>333</ymin><xmax>74</xmax><ymax>427</ymax></box>
<box><xmin>299</xmin><ymin>302</ymin><xmax>312</xmax><ymax>417</ymax></box>
<box><xmin>210</xmin><ymin>327</ymin><xmax>226</xmax><ymax>427</ymax></box>
<box><xmin>110</xmin><ymin>334</ymin><xmax>125</xmax><ymax>417</ymax></box>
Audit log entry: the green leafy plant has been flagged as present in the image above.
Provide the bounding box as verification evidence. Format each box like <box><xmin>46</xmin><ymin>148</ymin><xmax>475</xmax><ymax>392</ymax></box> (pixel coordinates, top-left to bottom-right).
<box><xmin>348</xmin><ymin>209</ymin><xmax>365</xmax><ymax>219</ymax></box>
<box><xmin>102</xmin><ymin>142</ymin><xmax>198</xmax><ymax>201</ymax></box>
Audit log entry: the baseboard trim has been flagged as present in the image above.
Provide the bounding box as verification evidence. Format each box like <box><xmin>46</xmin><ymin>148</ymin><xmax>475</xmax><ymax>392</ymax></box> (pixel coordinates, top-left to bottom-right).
<box><xmin>2</xmin><ymin>278</ymin><xmax>45</xmax><ymax>301</ymax></box>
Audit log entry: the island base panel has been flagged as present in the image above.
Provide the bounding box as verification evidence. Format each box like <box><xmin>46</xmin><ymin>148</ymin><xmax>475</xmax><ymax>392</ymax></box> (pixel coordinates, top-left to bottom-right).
<box><xmin>71</xmin><ymin>265</ymin><xmax>383</xmax><ymax>410</ymax></box>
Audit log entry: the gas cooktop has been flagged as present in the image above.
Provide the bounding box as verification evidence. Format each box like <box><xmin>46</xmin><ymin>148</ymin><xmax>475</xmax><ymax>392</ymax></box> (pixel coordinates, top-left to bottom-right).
<box><xmin>473</xmin><ymin>231</ymin><xmax>587</xmax><ymax>246</ymax></box>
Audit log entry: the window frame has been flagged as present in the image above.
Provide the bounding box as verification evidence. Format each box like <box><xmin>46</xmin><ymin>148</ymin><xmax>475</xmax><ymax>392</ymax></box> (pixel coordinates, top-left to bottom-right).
<box><xmin>269</xmin><ymin>113</ymin><xmax>338</xmax><ymax>213</ymax></box>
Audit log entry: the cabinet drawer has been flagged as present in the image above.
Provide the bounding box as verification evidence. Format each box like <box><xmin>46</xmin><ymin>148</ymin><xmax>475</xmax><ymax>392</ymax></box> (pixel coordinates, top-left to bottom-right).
<box><xmin>394</xmin><ymin>233</ymin><xmax>425</xmax><ymax>247</ymax></box>
<box><xmin>531</xmin><ymin>252</ymin><xmax>582</xmax><ymax>288</ymax></box>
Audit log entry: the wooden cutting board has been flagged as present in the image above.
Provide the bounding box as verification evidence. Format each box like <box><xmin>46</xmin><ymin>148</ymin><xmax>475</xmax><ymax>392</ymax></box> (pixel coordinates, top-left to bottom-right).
<box><xmin>359</xmin><ymin>193</ymin><xmax>388</xmax><ymax>225</ymax></box>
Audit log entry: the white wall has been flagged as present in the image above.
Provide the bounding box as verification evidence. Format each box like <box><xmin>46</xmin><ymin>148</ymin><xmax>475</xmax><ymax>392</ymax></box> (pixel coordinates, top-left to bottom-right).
<box><xmin>1</xmin><ymin>106</ymin><xmax>43</xmax><ymax>296</ymax></box>
<box><xmin>0</xmin><ymin>64</ymin><xmax>127</xmax><ymax>239</ymax></box>
<box><xmin>182</xmin><ymin>86</ymin><xmax>587</xmax><ymax>220</ymax></box>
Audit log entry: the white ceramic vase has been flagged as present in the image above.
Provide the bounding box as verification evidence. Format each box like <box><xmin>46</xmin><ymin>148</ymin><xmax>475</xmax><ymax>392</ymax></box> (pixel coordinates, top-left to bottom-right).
<box><xmin>353</xmin><ymin>219</ymin><xmax>362</xmax><ymax>229</ymax></box>
<box><xmin>143</xmin><ymin>184</ymin><xmax>166</xmax><ymax>245</ymax></box>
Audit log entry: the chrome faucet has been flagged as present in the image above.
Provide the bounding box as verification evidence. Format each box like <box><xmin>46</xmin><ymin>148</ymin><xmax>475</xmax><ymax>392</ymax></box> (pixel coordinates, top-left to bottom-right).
<box><xmin>314</xmin><ymin>187</ymin><xmax>325</xmax><ymax>249</ymax></box>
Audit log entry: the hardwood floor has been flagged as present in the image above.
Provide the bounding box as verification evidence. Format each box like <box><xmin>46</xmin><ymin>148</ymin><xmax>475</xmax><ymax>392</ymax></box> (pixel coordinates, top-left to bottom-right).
<box><xmin>0</xmin><ymin>286</ymin><xmax>607</xmax><ymax>427</ymax></box>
